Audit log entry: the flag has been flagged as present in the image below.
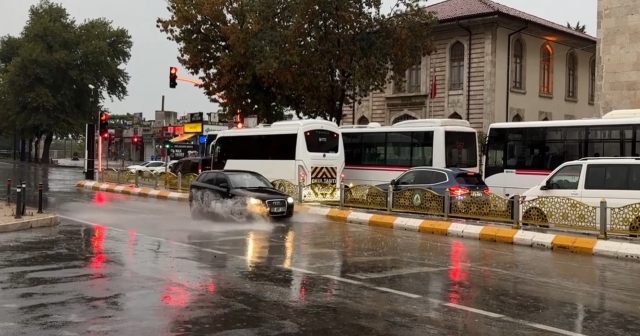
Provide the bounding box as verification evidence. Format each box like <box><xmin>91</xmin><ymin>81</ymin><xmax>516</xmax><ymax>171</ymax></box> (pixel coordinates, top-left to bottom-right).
<box><xmin>430</xmin><ymin>74</ymin><xmax>437</xmax><ymax>99</ymax></box>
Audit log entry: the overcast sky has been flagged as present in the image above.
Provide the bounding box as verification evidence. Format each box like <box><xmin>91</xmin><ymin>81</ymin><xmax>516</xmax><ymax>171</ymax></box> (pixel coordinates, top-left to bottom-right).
<box><xmin>0</xmin><ymin>0</ymin><xmax>597</xmax><ymax>120</ymax></box>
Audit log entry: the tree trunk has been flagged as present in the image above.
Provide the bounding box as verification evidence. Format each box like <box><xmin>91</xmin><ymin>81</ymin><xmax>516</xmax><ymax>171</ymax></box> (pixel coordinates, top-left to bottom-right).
<box><xmin>33</xmin><ymin>137</ymin><xmax>40</xmax><ymax>163</ymax></box>
<box><xmin>41</xmin><ymin>132</ymin><xmax>54</xmax><ymax>164</ymax></box>
<box><xmin>19</xmin><ymin>138</ymin><xmax>26</xmax><ymax>161</ymax></box>
<box><xmin>27</xmin><ymin>138</ymin><xmax>33</xmax><ymax>162</ymax></box>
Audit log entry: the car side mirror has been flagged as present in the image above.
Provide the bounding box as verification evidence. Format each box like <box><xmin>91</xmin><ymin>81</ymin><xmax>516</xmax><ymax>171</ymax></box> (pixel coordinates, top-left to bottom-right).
<box><xmin>540</xmin><ymin>181</ymin><xmax>550</xmax><ymax>190</ymax></box>
<box><xmin>219</xmin><ymin>182</ymin><xmax>229</xmax><ymax>190</ymax></box>
<box><xmin>390</xmin><ymin>179</ymin><xmax>396</xmax><ymax>186</ymax></box>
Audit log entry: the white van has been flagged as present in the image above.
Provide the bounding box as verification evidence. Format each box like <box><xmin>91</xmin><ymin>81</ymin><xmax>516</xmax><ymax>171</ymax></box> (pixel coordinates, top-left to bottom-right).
<box><xmin>521</xmin><ymin>157</ymin><xmax>640</xmax><ymax>228</ymax></box>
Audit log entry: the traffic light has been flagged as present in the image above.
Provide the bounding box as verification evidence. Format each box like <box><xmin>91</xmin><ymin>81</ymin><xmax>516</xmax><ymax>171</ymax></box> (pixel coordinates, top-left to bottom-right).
<box><xmin>169</xmin><ymin>67</ymin><xmax>178</xmax><ymax>88</ymax></box>
<box><xmin>132</xmin><ymin>136</ymin><xmax>141</xmax><ymax>148</ymax></box>
<box><xmin>163</xmin><ymin>140</ymin><xmax>172</xmax><ymax>149</ymax></box>
<box><xmin>99</xmin><ymin>111</ymin><xmax>109</xmax><ymax>137</ymax></box>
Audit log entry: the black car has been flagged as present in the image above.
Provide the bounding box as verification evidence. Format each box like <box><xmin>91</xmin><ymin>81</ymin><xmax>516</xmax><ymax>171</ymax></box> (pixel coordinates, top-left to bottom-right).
<box><xmin>189</xmin><ymin>169</ymin><xmax>294</xmax><ymax>221</ymax></box>
<box><xmin>376</xmin><ymin>167</ymin><xmax>490</xmax><ymax>199</ymax></box>
<box><xmin>172</xmin><ymin>157</ymin><xmax>212</xmax><ymax>175</ymax></box>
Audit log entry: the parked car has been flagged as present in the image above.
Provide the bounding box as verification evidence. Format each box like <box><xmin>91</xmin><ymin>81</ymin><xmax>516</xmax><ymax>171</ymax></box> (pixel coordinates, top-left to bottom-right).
<box><xmin>127</xmin><ymin>161</ymin><xmax>165</xmax><ymax>174</ymax></box>
<box><xmin>189</xmin><ymin>170</ymin><xmax>294</xmax><ymax>221</ymax></box>
<box><xmin>376</xmin><ymin>167</ymin><xmax>491</xmax><ymax>199</ymax></box>
<box><xmin>151</xmin><ymin>160</ymin><xmax>178</xmax><ymax>174</ymax></box>
<box><xmin>171</xmin><ymin>157</ymin><xmax>212</xmax><ymax>176</ymax></box>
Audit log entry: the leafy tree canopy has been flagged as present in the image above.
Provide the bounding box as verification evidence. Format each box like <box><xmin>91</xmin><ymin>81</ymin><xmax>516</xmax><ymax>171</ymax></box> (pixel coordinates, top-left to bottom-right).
<box><xmin>158</xmin><ymin>0</ymin><xmax>437</xmax><ymax>124</ymax></box>
<box><xmin>0</xmin><ymin>0</ymin><xmax>132</xmax><ymax>162</ymax></box>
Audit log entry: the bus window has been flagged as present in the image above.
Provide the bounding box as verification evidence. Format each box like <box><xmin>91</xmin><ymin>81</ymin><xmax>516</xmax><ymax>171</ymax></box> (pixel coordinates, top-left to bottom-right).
<box><xmin>305</xmin><ymin>130</ymin><xmax>339</xmax><ymax>153</ymax></box>
<box><xmin>445</xmin><ymin>131</ymin><xmax>477</xmax><ymax>168</ymax></box>
<box><xmin>410</xmin><ymin>131</ymin><xmax>433</xmax><ymax>166</ymax></box>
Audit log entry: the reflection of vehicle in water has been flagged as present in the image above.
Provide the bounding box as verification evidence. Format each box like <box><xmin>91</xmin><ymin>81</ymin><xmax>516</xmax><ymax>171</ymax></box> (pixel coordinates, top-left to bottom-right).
<box><xmin>189</xmin><ymin>170</ymin><xmax>295</xmax><ymax>221</ymax></box>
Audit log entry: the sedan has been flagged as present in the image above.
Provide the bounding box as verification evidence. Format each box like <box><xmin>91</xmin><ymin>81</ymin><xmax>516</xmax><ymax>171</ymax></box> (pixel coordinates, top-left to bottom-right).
<box><xmin>189</xmin><ymin>169</ymin><xmax>294</xmax><ymax>221</ymax></box>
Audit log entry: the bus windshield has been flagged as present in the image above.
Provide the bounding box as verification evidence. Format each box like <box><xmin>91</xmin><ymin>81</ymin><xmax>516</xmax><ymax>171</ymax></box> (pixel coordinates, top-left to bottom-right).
<box><xmin>305</xmin><ymin>130</ymin><xmax>339</xmax><ymax>153</ymax></box>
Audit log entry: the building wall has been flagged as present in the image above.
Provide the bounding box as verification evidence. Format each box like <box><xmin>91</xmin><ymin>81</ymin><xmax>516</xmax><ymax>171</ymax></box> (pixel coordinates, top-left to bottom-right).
<box><xmin>346</xmin><ymin>24</ymin><xmax>493</xmax><ymax>129</ymax></box>
<box><xmin>495</xmin><ymin>28</ymin><xmax>596</xmax><ymax>123</ymax></box>
<box><xmin>345</xmin><ymin>20</ymin><xmax>596</xmax><ymax>130</ymax></box>
<box><xmin>596</xmin><ymin>0</ymin><xmax>640</xmax><ymax>115</ymax></box>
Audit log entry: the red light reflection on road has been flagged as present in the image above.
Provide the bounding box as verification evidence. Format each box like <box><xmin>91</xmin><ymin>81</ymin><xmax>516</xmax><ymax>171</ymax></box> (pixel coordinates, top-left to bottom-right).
<box><xmin>448</xmin><ymin>241</ymin><xmax>469</xmax><ymax>304</ymax></box>
<box><xmin>93</xmin><ymin>192</ymin><xmax>106</xmax><ymax>205</ymax></box>
<box><xmin>127</xmin><ymin>229</ymin><xmax>136</xmax><ymax>257</ymax></box>
<box><xmin>161</xmin><ymin>280</ymin><xmax>216</xmax><ymax>307</ymax></box>
<box><xmin>90</xmin><ymin>225</ymin><xmax>106</xmax><ymax>269</ymax></box>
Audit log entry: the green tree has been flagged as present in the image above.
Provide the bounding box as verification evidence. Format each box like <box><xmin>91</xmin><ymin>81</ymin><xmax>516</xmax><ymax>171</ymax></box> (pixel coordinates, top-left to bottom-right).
<box><xmin>0</xmin><ymin>0</ymin><xmax>132</xmax><ymax>163</ymax></box>
<box><xmin>158</xmin><ymin>0</ymin><xmax>437</xmax><ymax>125</ymax></box>
<box><xmin>567</xmin><ymin>21</ymin><xmax>587</xmax><ymax>33</ymax></box>
<box><xmin>157</xmin><ymin>0</ymin><xmax>286</xmax><ymax>124</ymax></box>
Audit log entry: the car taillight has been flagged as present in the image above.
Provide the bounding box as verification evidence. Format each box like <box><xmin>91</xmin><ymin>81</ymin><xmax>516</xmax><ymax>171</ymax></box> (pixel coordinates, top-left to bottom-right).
<box><xmin>483</xmin><ymin>188</ymin><xmax>491</xmax><ymax>196</ymax></box>
<box><xmin>450</xmin><ymin>186</ymin><xmax>469</xmax><ymax>196</ymax></box>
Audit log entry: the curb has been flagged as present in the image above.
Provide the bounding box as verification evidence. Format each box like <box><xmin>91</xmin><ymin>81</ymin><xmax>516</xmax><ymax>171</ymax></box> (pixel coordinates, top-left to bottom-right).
<box><xmin>301</xmin><ymin>206</ymin><xmax>640</xmax><ymax>261</ymax></box>
<box><xmin>76</xmin><ymin>180</ymin><xmax>311</xmax><ymax>214</ymax></box>
<box><xmin>0</xmin><ymin>214</ymin><xmax>60</xmax><ymax>233</ymax></box>
<box><xmin>77</xmin><ymin>180</ymin><xmax>188</xmax><ymax>202</ymax></box>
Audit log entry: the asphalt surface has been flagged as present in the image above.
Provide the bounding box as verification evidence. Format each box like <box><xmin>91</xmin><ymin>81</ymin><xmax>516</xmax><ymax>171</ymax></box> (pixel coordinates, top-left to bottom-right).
<box><xmin>0</xmin><ymin>162</ymin><xmax>639</xmax><ymax>335</ymax></box>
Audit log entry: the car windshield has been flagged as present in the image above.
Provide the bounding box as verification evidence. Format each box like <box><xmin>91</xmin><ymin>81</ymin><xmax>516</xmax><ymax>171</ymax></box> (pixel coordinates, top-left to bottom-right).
<box><xmin>227</xmin><ymin>172</ymin><xmax>273</xmax><ymax>189</ymax></box>
<box><xmin>139</xmin><ymin>161</ymin><xmax>151</xmax><ymax>166</ymax></box>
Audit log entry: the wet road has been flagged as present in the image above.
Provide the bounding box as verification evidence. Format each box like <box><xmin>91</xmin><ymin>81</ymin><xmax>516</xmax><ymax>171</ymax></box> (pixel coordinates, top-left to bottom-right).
<box><xmin>0</xmin><ymin>162</ymin><xmax>639</xmax><ymax>335</ymax></box>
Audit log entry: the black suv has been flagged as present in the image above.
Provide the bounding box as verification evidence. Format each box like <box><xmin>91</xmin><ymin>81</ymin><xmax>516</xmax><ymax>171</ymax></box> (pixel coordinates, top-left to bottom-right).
<box><xmin>189</xmin><ymin>170</ymin><xmax>294</xmax><ymax>221</ymax></box>
<box><xmin>171</xmin><ymin>157</ymin><xmax>212</xmax><ymax>175</ymax></box>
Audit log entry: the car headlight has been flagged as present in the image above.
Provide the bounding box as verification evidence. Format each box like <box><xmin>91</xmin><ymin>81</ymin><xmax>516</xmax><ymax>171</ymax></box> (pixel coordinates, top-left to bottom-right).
<box><xmin>287</xmin><ymin>197</ymin><xmax>294</xmax><ymax>204</ymax></box>
<box><xmin>248</xmin><ymin>197</ymin><xmax>261</xmax><ymax>205</ymax></box>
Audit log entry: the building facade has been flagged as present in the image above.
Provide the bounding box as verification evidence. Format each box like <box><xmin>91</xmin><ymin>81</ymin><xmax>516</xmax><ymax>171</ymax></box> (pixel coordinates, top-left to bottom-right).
<box><xmin>596</xmin><ymin>0</ymin><xmax>640</xmax><ymax>116</ymax></box>
<box><xmin>344</xmin><ymin>0</ymin><xmax>597</xmax><ymax>130</ymax></box>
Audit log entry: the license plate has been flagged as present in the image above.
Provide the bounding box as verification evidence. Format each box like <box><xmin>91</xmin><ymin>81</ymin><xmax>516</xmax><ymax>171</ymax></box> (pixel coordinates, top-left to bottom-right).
<box><xmin>271</xmin><ymin>207</ymin><xmax>286</xmax><ymax>212</ymax></box>
<box><xmin>471</xmin><ymin>191</ymin><xmax>483</xmax><ymax>197</ymax></box>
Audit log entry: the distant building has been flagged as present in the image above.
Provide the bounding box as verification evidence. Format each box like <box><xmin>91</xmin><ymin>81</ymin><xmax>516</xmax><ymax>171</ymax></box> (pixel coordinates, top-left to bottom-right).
<box><xmin>343</xmin><ymin>0</ymin><xmax>597</xmax><ymax>130</ymax></box>
<box><xmin>596</xmin><ymin>0</ymin><xmax>640</xmax><ymax>115</ymax></box>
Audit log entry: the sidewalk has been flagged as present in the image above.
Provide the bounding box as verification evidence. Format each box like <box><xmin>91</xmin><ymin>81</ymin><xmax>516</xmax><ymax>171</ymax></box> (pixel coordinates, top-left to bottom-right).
<box><xmin>0</xmin><ymin>202</ymin><xmax>59</xmax><ymax>233</ymax></box>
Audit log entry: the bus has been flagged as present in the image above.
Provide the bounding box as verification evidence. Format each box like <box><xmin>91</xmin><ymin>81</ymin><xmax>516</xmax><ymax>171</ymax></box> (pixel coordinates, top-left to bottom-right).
<box><xmin>204</xmin><ymin>131</ymin><xmax>222</xmax><ymax>156</ymax></box>
<box><xmin>340</xmin><ymin>119</ymin><xmax>478</xmax><ymax>186</ymax></box>
<box><xmin>209</xmin><ymin>119</ymin><xmax>345</xmax><ymax>192</ymax></box>
<box><xmin>483</xmin><ymin>109</ymin><xmax>640</xmax><ymax>197</ymax></box>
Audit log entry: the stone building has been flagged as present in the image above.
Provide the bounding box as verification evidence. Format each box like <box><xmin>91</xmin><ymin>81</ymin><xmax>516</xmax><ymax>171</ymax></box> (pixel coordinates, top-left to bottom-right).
<box><xmin>344</xmin><ymin>0</ymin><xmax>597</xmax><ymax>130</ymax></box>
<box><xmin>596</xmin><ymin>0</ymin><xmax>640</xmax><ymax>116</ymax></box>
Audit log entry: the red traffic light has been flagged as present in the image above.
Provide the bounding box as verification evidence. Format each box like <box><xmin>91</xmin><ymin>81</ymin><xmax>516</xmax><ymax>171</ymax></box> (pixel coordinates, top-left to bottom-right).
<box><xmin>170</xmin><ymin>67</ymin><xmax>177</xmax><ymax>75</ymax></box>
<box><xmin>237</xmin><ymin>123</ymin><xmax>244</xmax><ymax>129</ymax></box>
<box><xmin>132</xmin><ymin>137</ymin><xmax>139</xmax><ymax>143</ymax></box>
<box><xmin>100</xmin><ymin>112</ymin><xmax>109</xmax><ymax>121</ymax></box>
<box><xmin>102</xmin><ymin>133</ymin><xmax>109</xmax><ymax>139</ymax></box>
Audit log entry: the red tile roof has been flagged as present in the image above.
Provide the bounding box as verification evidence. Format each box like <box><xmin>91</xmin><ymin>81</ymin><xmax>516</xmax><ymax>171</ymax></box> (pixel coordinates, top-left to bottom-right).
<box><xmin>426</xmin><ymin>0</ymin><xmax>595</xmax><ymax>42</ymax></box>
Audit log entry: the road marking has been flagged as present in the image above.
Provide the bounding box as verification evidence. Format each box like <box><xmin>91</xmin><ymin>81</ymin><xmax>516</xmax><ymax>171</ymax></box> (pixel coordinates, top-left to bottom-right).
<box><xmin>373</xmin><ymin>287</ymin><xmax>422</xmax><ymax>298</ymax></box>
<box><xmin>444</xmin><ymin>303</ymin><xmax>504</xmax><ymax>318</ymax></box>
<box><xmin>349</xmin><ymin>266</ymin><xmax>449</xmax><ymax>279</ymax></box>
<box><xmin>59</xmin><ymin>215</ymin><xmax>587</xmax><ymax>336</ymax></box>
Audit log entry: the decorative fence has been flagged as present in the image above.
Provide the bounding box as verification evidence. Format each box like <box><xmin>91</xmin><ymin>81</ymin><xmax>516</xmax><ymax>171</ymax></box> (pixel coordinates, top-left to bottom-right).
<box><xmin>320</xmin><ymin>184</ymin><xmax>640</xmax><ymax>238</ymax></box>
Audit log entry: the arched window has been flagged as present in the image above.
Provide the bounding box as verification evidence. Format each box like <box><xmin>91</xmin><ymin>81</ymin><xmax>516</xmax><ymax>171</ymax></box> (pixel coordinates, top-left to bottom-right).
<box><xmin>513</xmin><ymin>39</ymin><xmax>524</xmax><ymax>89</ymax></box>
<box><xmin>566</xmin><ymin>52</ymin><xmax>577</xmax><ymax>99</ymax></box>
<box><xmin>540</xmin><ymin>43</ymin><xmax>553</xmax><ymax>95</ymax></box>
<box><xmin>589</xmin><ymin>57</ymin><xmax>596</xmax><ymax>103</ymax></box>
<box><xmin>357</xmin><ymin>116</ymin><xmax>369</xmax><ymax>125</ymax></box>
<box><xmin>449</xmin><ymin>42</ymin><xmax>465</xmax><ymax>90</ymax></box>
<box><xmin>448</xmin><ymin>112</ymin><xmax>462</xmax><ymax>119</ymax></box>
<box><xmin>392</xmin><ymin>114</ymin><xmax>417</xmax><ymax>124</ymax></box>
<box><xmin>512</xmin><ymin>114</ymin><xmax>523</xmax><ymax>122</ymax></box>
